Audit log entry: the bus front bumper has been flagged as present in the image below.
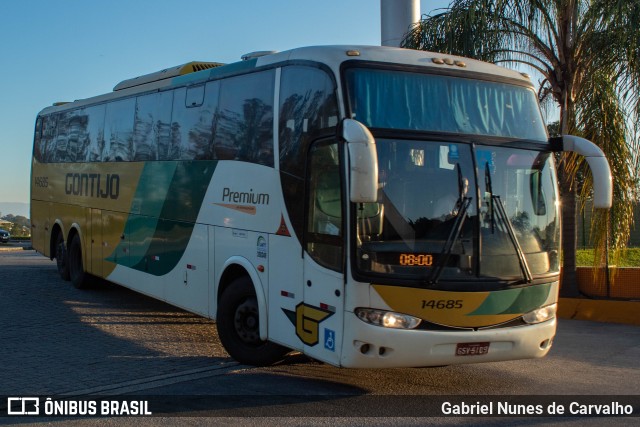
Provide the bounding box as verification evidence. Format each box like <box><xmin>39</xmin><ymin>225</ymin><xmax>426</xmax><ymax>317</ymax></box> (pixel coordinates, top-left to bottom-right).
<box><xmin>340</xmin><ymin>312</ymin><xmax>556</xmax><ymax>368</ymax></box>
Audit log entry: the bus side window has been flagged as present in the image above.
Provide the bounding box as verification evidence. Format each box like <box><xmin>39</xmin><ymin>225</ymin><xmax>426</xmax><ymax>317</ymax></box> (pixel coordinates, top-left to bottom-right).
<box><xmin>33</xmin><ymin>117</ymin><xmax>44</xmax><ymax>162</ymax></box>
<box><xmin>306</xmin><ymin>141</ymin><xmax>343</xmax><ymax>272</ymax></box>
<box><xmin>39</xmin><ymin>106</ymin><xmax>105</xmax><ymax>163</ymax></box>
<box><xmin>52</xmin><ymin>111</ymin><xmax>71</xmax><ymax>162</ymax></box>
<box><xmin>278</xmin><ymin>66</ymin><xmax>339</xmax><ymax>242</ymax></box>
<box><xmin>103</xmin><ymin>98</ymin><xmax>135</xmax><ymax>162</ymax></box>
<box><xmin>279</xmin><ymin>66</ymin><xmax>339</xmax><ymax>178</ymax></box>
<box><xmin>214</xmin><ymin>70</ymin><xmax>274</xmax><ymax>166</ymax></box>
<box><xmin>40</xmin><ymin>114</ymin><xmax>58</xmax><ymax>162</ymax></box>
<box><xmin>171</xmin><ymin>82</ymin><xmax>218</xmax><ymax>160</ymax></box>
<box><xmin>85</xmin><ymin>104</ymin><xmax>106</xmax><ymax>162</ymax></box>
<box><xmin>67</xmin><ymin>108</ymin><xmax>89</xmax><ymax>162</ymax></box>
<box><xmin>135</xmin><ymin>91</ymin><xmax>172</xmax><ymax>161</ymax></box>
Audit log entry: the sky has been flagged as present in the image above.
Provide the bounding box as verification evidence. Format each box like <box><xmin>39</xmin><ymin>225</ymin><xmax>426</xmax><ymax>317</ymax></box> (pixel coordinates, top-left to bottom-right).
<box><xmin>0</xmin><ymin>0</ymin><xmax>451</xmax><ymax>206</ymax></box>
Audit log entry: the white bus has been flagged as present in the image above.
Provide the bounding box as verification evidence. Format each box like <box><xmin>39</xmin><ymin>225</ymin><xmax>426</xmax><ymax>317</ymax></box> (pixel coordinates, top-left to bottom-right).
<box><xmin>31</xmin><ymin>46</ymin><xmax>611</xmax><ymax>368</ymax></box>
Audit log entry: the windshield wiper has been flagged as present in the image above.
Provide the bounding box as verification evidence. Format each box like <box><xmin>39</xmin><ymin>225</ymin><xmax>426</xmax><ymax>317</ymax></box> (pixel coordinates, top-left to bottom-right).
<box><xmin>428</xmin><ymin>196</ymin><xmax>472</xmax><ymax>284</ymax></box>
<box><xmin>428</xmin><ymin>164</ymin><xmax>471</xmax><ymax>284</ymax></box>
<box><xmin>491</xmin><ymin>194</ymin><xmax>533</xmax><ymax>283</ymax></box>
<box><xmin>484</xmin><ymin>162</ymin><xmax>533</xmax><ymax>283</ymax></box>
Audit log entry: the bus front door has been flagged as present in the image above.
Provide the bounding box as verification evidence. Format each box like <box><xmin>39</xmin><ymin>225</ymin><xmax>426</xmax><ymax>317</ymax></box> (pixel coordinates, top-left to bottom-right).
<box><xmin>301</xmin><ymin>140</ymin><xmax>345</xmax><ymax>365</ymax></box>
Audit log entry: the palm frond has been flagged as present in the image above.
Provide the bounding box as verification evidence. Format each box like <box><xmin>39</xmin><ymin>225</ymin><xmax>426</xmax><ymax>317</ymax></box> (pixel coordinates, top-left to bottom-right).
<box><xmin>576</xmin><ymin>69</ymin><xmax>635</xmax><ymax>265</ymax></box>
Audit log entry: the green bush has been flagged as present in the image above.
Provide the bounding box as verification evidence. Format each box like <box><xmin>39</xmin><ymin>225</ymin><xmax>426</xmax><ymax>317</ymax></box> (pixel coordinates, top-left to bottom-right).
<box><xmin>576</xmin><ymin>248</ymin><xmax>640</xmax><ymax>267</ymax></box>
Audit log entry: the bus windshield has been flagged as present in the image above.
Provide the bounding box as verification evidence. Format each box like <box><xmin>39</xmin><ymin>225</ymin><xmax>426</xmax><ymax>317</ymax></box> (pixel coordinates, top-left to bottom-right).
<box><xmin>355</xmin><ymin>140</ymin><xmax>560</xmax><ymax>283</ymax></box>
<box><xmin>345</xmin><ymin>67</ymin><xmax>548</xmax><ymax>142</ymax></box>
<box><xmin>355</xmin><ymin>140</ymin><xmax>477</xmax><ymax>282</ymax></box>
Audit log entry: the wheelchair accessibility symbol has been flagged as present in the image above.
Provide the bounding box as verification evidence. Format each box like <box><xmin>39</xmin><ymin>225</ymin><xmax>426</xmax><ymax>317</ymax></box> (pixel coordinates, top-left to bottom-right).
<box><xmin>324</xmin><ymin>328</ymin><xmax>336</xmax><ymax>352</ymax></box>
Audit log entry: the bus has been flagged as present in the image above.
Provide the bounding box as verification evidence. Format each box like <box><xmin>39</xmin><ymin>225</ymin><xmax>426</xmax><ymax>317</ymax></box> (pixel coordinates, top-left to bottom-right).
<box><xmin>31</xmin><ymin>45</ymin><xmax>612</xmax><ymax>368</ymax></box>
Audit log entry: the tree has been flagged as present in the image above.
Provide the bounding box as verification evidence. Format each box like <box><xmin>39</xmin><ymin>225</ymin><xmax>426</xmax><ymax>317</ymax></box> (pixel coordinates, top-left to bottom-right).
<box><xmin>402</xmin><ymin>0</ymin><xmax>640</xmax><ymax>295</ymax></box>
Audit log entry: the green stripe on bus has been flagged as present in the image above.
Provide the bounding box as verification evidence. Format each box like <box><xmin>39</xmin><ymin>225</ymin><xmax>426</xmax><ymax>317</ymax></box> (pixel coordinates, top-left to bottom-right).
<box><xmin>127</xmin><ymin>161</ymin><xmax>178</xmax><ymax>267</ymax></box>
<box><xmin>107</xmin><ymin>160</ymin><xmax>217</xmax><ymax>275</ymax></box>
<box><xmin>468</xmin><ymin>283</ymin><xmax>552</xmax><ymax>316</ymax></box>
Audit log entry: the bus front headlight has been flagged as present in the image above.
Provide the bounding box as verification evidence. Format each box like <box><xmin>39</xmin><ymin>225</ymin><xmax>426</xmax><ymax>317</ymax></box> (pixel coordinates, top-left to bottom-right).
<box><xmin>355</xmin><ymin>308</ymin><xmax>421</xmax><ymax>329</ymax></box>
<box><xmin>522</xmin><ymin>303</ymin><xmax>557</xmax><ymax>324</ymax></box>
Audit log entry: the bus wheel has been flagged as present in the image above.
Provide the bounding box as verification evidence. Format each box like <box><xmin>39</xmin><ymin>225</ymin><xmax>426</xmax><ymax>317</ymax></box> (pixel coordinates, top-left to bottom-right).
<box><xmin>217</xmin><ymin>276</ymin><xmax>289</xmax><ymax>366</ymax></box>
<box><xmin>68</xmin><ymin>234</ymin><xmax>89</xmax><ymax>289</ymax></box>
<box><xmin>55</xmin><ymin>233</ymin><xmax>70</xmax><ymax>281</ymax></box>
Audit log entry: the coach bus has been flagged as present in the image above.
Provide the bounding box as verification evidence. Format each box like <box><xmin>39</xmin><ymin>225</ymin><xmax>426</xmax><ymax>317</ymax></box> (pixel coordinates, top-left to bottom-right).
<box><xmin>30</xmin><ymin>46</ymin><xmax>612</xmax><ymax>368</ymax></box>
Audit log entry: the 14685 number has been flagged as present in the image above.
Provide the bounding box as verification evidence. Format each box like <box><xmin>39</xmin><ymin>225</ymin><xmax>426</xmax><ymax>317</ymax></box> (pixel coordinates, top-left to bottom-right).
<box><xmin>421</xmin><ymin>299</ymin><xmax>463</xmax><ymax>309</ymax></box>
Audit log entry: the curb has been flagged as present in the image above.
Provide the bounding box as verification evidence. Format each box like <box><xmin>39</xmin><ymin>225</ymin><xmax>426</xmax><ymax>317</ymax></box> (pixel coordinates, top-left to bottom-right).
<box><xmin>558</xmin><ymin>298</ymin><xmax>640</xmax><ymax>326</ymax></box>
<box><xmin>0</xmin><ymin>244</ymin><xmax>32</xmax><ymax>252</ymax></box>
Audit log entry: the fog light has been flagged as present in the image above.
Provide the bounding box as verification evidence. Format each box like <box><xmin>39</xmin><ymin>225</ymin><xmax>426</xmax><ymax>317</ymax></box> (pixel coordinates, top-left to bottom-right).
<box><xmin>355</xmin><ymin>308</ymin><xmax>421</xmax><ymax>329</ymax></box>
<box><xmin>539</xmin><ymin>339</ymin><xmax>551</xmax><ymax>350</ymax></box>
<box><xmin>522</xmin><ymin>303</ymin><xmax>557</xmax><ymax>324</ymax></box>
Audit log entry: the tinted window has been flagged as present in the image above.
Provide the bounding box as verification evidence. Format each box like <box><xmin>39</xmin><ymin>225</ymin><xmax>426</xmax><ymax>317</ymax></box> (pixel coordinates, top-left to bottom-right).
<box><xmin>103</xmin><ymin>98</ymin><xmax>135</xmax><ymax>161</ymax></box>
<box><xmin>39</xmin><ymin>106</ymin><xmax>105</xmax><ymax>163</ymax></box>
<box><xmin>37</xmin><ymin>70</ymin><xmax>277</xmax><ymax>164</ymax></box>
<box><xmin>346</xmin><ymin>68</ymin><xmax>547</xmax><ymax>141</ymax></box>
<box><xmin>279</xmin><ymin>66</ymin><xmax>338</xmax><ymax>177</ymax></box>
<box><xmin>36</xmin><ymin>116</ymin><xmax>52</xmax><ymax>162</ymax></box>
<box><xmin>135</xmin><ymin>91</ymin><xmax>173</xmax><ymax>160</ymax></box>
<box><xmin>33</xmin><ymin>117</ymin><xmax>43</xmax><ymax>161</ymax></box>
<box><xmin>214</xmin><ymin>70</ymin><xmax>274</xmax><ymax>166</ymax></box>
<box><xmin>39</xmin><ymin>115</ymin><xmax>58</xmax><ymax>162</ymax></box>
<box><xmin>51</xmin><ymin>111</ymin><xmax>70</xmax><ymax>162</ymax></box>
<box><xmin>66</xmin><ymin>108</ymin><xmax>90</xmax><ymax>162</ymax></box>
<box><xmin>171</xmin><ymin>81</ymin><xmax>219</xmax><ymax>160</ymax></box>
<box><xmin>47</xmin><ymin>110</ymin><xmax>87</xmax><ymax>163</ymax></box>
<box><xmin>306</xmin><ymin>141</ymin><xmax>343</xmax><ymax>272</ymax></box>
<box><xmin>84</xmin><ymin>104</ymin><xmax>106</xmax><ymax>162</ymax></box>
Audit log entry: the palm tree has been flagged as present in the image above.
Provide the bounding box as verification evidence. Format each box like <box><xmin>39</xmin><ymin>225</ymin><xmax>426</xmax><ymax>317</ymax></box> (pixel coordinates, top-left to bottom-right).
<box><xmin>402</xmin><ymin>0</ymin><xmax>640</xmax><ymax>296</ymax></box>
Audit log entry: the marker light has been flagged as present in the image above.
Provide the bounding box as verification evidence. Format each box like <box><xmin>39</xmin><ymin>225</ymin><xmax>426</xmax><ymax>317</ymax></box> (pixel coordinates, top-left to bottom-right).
<box><xmin>355</xmin><ymin>308</ymin><xmax>421</xmax><ymax>329</ymax></box>
<box><xmin>522</xmin><ymin>303</ymin><xmax>557</xmax><ymax>324</ymax></box>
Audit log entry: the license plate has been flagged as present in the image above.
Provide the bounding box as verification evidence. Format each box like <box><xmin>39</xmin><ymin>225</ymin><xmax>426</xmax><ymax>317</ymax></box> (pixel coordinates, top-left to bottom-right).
<box><xmin>456</xmin><ymin>342</ymin><xmax>490</xmax><ymax>356</ymax></box>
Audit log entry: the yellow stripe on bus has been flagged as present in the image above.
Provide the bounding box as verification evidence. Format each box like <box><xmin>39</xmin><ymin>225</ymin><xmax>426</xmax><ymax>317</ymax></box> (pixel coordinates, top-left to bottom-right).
<box><xmin>373</xmin><ymin>284</ymin><xmax>532</xmax><ymax>328</ymax></box>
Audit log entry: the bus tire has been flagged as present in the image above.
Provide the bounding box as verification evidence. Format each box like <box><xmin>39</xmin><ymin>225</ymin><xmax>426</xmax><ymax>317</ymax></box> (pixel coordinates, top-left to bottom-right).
<box><xmin>68</xmin><ymin>234</ymin><xmax>89</xmax><ymax>289</ymax></box>
<box><xmin>55</xmin><ymin>233</ymin><xmax>70</xmax><ymax>281</ymax></box>
<box><xmin>217</xmin><ymin>276</ymin><xmax>289</xmax><ymax>366</ymax></box>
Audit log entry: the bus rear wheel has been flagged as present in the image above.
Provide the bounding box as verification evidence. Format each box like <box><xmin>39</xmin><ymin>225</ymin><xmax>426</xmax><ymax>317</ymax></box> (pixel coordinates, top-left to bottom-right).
<box><xmin>217</xmin><ymin>276</ymin><xmax>289</xmax><ymax>366</ymax></box>
<box><xmin>68</xmin><ymin>234</ymin><xmax>89</xmax><ymax>289</ymax></box>
<box><xmin>55</xmin><ymin>233</ymin><xmax>70</xmax><ymax>281</ymax></box>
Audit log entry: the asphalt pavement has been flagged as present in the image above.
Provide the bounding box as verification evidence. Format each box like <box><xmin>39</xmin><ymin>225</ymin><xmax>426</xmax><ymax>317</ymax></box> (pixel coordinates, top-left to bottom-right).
<box><xmin>0</xmin><ymin>248</ymin><xmax>638</xmax><ymax>425</ymax></box>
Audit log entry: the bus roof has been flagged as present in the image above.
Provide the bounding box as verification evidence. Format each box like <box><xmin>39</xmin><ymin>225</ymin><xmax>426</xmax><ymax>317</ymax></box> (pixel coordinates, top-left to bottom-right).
<box><xmin>38</xmin><ymin>45</ymin><xmax>533</xmax><ymax>116</ymax></box>
<box><xmin>257</xmin><ymin>45</ymin><xmax>529</xmax><ymax>81</ymax></box>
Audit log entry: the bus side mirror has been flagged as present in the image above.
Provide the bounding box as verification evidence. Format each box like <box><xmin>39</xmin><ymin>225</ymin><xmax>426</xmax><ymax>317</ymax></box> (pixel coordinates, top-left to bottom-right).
<box><xmin>553</xmin><ymin>135</ymin><xmax>613</xmax><ymax>209</ymax></box>
<box><xmin>342</xmin><ymin>119</ymin><xmax>378</xmax><ymax>203</ymax></box>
